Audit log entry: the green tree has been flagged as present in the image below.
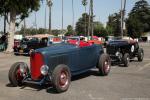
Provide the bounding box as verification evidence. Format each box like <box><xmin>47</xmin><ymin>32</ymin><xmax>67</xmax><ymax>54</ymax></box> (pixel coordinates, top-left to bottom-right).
<box><xmin>93</xmin><ymin>21</ymin><xmax>107</xmax><ymax>37</ymax></box>
<box><xmin>105</xmin><ymin>26</ymin><xmax>114</xmax><ymax>36</ymax></box>
<box><xmin>75</xmin><ymin>13</ymin><xmax>90</xmax><ymax>36</ymax></box>
<box><xmin>0</xmin><ymin>0</ymin><xmax>40</xmax><ymax>52</ymax></box>
<box><xmin>106</xmin><ymin>13</ymin><xmax>121</xmax><ymax>37</ymax></box>
<box><xmin>126</xmin><ymin>0</ymin><xmax>150</xmax><ymax>38</ymax></box>
<box><xmin>52</xmin><ymin>29</ymin><xmax>66</xmax><ymax>36</ymax></box>
<box><xmin>75</xmin><ymin>13</ymin><xmax>107</xmax><ymax>37</ymax></box>
<box><xmin>65</xmin><ymin>25</ymin><xmax>74</xmax><ymax>36</ymax></box>
<box><xmin>37</xmin><ymin>28</ymin><xmax>47</xmax><ymax>34</ymax></box>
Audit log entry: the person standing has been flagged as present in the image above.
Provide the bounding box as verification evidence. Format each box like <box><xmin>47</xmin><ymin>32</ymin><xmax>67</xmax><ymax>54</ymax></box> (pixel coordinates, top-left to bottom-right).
<box><xmin>1</xmin><ymin>33</ymin><xmax>8</xmax><ymax>51</ymax></box>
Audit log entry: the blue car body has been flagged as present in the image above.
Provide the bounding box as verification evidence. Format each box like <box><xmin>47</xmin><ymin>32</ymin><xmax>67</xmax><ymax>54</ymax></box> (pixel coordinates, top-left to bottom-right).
<box><xmin>36</xmin><ymin>43</ymin><xmax>104</xmax><ymax>76</ymax></box>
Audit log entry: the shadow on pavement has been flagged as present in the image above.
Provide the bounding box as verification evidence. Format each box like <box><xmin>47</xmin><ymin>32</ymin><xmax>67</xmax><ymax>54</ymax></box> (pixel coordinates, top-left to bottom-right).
<box><xmin>5</xmin><ymin>69</ymin><xmax>105</xmax><ymax>94</ymax></box>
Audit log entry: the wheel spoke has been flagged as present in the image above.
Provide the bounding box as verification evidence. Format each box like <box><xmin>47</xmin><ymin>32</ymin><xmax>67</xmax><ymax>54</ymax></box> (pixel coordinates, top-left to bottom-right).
<box><xmin>59</xmin><ymin>70</ymin><xmax>68</xmax><ymax>88</ymax></box>
<box><xmin>104</xmin><ymin>61</ymin><xmax>110</xmax><ymax>73</ymax></box>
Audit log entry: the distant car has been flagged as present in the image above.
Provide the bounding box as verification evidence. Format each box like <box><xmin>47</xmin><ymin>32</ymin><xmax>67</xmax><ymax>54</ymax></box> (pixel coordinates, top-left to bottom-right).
<box><xmin>106</xmin><ymin>39</ymin><xmax>144</xmax><ymax>67</ymax></box>
<box><xmin>8</xmin><ymin>37</ymin><xmax>111</xmax><ymax>93</ymax></box>
<box><xmin>47</xmin><ymin>36</ymin><xmax>62</xmax><ymax>46</ymax></box>
<box><xmin>13</xmin><ymin>37</ymin><xmax>48</xmax><ymax>55</ymax></box>
<box><xmin>88</xmin><ymin>37</ymin><xmax>103</xmax><ymax>45</ymax></box>
<box><xmin>104</xmin><ymin>36</ymin><xmax>121</xmax><ymax>47</ymax></box>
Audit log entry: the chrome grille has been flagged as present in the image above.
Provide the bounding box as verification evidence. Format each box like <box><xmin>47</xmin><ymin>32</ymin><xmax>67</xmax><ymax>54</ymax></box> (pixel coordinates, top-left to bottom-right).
<box><xmin>106</xmin><ymin>45</ymin><xmax>117</xmax><ymax>54</ymax></box>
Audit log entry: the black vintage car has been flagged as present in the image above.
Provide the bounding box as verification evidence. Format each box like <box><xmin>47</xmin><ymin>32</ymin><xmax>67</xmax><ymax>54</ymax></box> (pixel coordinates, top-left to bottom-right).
<box><xmin>8</xmin><ymin>37</ymin><xmax>111</xmax><ymax>93</ymax></box>
<box><xmin>106</xmin><ymin>39</ymin><xmax>144</xmax><ymax>67</ymax></box>
<box><xmin>14</xmin><ymin>37</ymin><xmax>48</xmax><ymax>55</ymax></box>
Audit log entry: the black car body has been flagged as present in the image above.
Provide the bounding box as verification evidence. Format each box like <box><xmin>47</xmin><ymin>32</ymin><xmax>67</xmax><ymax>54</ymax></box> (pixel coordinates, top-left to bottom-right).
<box><xmin>106</xmin><ymin>39</ymin><xmax>144</xmax><ymax>67</ymax></box>
<box><xmin>14</xmin><ymin>37</ymin><xmax>48</xmax><ymax>55</ymax></box>
<box><xmin>9</xmin><ymin>37</ymin><xmax>111</xmax><ymax>93</ymax></box>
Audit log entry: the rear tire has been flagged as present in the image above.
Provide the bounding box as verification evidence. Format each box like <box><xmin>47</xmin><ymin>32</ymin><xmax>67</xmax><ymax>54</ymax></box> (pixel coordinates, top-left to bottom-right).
<box><xmin>137</xmin><ymin>48</ymin><xmax>144</xmax><ymax>62</ymax></box>
<box><xmin>52</xmin><ymin>64</ymin><xmax>71</xmax><ymax>93</ymax></box>
<box><xmin>8</xmin><ymin>62</ymin><xmax>29</xmax><ymax>86</ymax></box>
<box><xmin>123</xmin><ymin>53</ymin><xmax>130</xmax><ymax>67</ymax></box>
<box><xmin>97</xmin><ymin>54</ymin><xmax>111</xmax><ymax>76</ymax></box>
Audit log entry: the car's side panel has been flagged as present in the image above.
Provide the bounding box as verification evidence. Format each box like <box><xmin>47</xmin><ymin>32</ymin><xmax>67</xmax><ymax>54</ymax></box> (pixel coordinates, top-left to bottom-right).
<box><xmin>46</xmin><ymin>54</ymin><xmax>69</xmax><ymax>71</ymax></box>
<box><xmin>45</xmin><ymin>49</ymin><xmax>80</xmax><ymax>73</ymax></box>
<box><xmin>42</xmin><ymin>44</ymin><xmax>102</xmax><ymax>76</ymax></box>
<box><xmin>78</xmin><ymin>45</ymin><xmax>98</xmax><ymax>70</ymax></box>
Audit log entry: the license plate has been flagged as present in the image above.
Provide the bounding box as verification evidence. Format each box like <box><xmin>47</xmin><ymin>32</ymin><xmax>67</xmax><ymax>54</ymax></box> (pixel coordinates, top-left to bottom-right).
<box><xmin>19</xmin><ymin>50</ymin><xmax>23</xmax><ymax>53</ymax></box>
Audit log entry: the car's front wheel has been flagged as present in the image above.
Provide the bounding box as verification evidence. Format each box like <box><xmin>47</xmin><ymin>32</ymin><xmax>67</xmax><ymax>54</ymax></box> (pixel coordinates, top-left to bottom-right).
<box><xmin>137</xmin><ymin>48</ymin><xmax>144</xmax><ymax>62</ymax></box>
<box><xmin>8</xmin><ymin>62</ymin><xmax>29</xmax><ymax>86</ymax></box>
<box><xmin>97</xmin><ymin>54</ymin><xmax>111</xmax><ymax>76</ymax></box>
<box><xmin>52</xmin><ymin>64</ymin><xmax>71</xmax><ymax>93</ymax></box>
<box><xmin>123</xmin><ymin>53</ymin><xmax>130</xmax><ymax>67</ymax></box>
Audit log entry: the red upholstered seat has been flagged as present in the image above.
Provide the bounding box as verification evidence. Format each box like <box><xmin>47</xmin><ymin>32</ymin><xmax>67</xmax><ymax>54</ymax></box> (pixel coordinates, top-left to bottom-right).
<box><xmin>79</xmin><ymin>41</ymin><xmax>92</xmax><ymax>47</ymax></box>
<box><xmin>68</xmin><ymin>40</ymin><xmax>92</xmax><ymax>47</ymax></box>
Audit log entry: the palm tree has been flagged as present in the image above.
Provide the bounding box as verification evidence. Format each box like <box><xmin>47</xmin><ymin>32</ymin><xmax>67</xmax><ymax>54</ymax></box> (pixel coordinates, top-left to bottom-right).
<box><xmin>35</xmin><ymin>12</ymin><xmax>37</xmax><ymax>34</ymax></box>
<box><xmin>3</xmin><ymin>14</ymin><xmax>6</xmax><ymax>35</ymax></box>
<box><xmin>44</xmin><ymin>2</ymin><xmax>47</xmax><ymax>29</ymax></box>
<box><xmin>62</xmin><ymin>0</ymin><xmax>64</xmax><ymax>32</ymax></box>
<box><xmin>72</xmin><ymin>0</ymin><xmax>75</xmax><ymax>35</ymax></box>
<box><xmin>47</xmin><ymin>0</ymin><xmax>53</xmax><ymax>34</ymax></box>
<box><xmin>82</xmin><ymin>0</ymin><xmax>88</xmax><ymax>36</ymax></box>
<box><xmin>121</xmin><ymin>0</ymin><xmax>126</xmax><ymax>38</ymax></box>
<box><xmin>88</xmin><ymin>0</ymin><xmax>94</xmax><ymax>37</ymax></box>
<box><xmin>90</xmin><ymin>0</ymin><xmax>94</xmax><ymax>37</ymax></box>
<box><xmin>88</xmin><ymin>2</ymin><xmax>91</xmax><ymax>38</ymax></box>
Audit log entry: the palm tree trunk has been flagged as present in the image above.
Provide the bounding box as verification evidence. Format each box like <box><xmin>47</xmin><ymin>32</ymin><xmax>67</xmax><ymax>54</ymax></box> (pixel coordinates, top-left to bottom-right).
<box><xmin>84</xmin><ymin>6</ymin><xmax>87</xmax><ymax>36</ymax></box>
<box><xmin>62</xmin><ymin>0</ymin><xmax>64</xmax><ymax>31</ymax></box>
<box><xmin>35</xmin><ymin>12</ymin><xmax>37</xmax><ymax>34</ymax></box>
<box><xmin>45</xmin><ymin>5</ymin><xmax>47</xmax><ymax>30</ymax></box>
<box><xmin>72</xmin><ymin>0</ymin><xmax>75</xmax><ymax>35</ymax></box>
<box><xmin>87</xmin><ymin>5</ymin><xmax>91</xmax><ymax>38</ymax></box>
<box><xmin>90</xmin><ymin>0</ymin><xmax>94</xmax><ymax>37</ymax></box>
<box><xmin>6</xmin><ymin>9</ymin><xmax>16</xmax><ymax>53</ymax></box>
<box><xmin>4</xmin><ymin>12</ymin><xmax>6</xmax><ymax>34</ymax></box>
<box><xmin>49</xmin><ymin>5</ymin><xmax>52</xmax><ymax>34</ymax></box>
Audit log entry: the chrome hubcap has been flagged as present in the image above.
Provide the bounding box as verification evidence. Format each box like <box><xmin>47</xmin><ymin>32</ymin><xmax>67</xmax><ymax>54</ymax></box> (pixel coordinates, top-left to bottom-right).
<box><xmin>104</xmin><ymin>61</ymin><xmax>110</xmax><ymax>72</ymax></box>
<box><xmin>127</xmin><ymin>57</ymin><xmax>129</xmax><ymax>63</ymax></box>
<box><xmin>59</xmin><ymin>71</ymin><xmax>68</xmax><ymax>88</ymax></box>
<box><xmin>141</xmin><ymin>52</ymin><xmax>143</xmax><ymax>59</ymax></box>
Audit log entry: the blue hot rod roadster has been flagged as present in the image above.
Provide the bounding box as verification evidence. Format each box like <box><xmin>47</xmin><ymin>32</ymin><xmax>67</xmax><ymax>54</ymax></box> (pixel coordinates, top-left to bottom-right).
<box><xmin>8</xmin><ymin>37</ymin><xmax>111</xmax><ymax>93</ymax></box>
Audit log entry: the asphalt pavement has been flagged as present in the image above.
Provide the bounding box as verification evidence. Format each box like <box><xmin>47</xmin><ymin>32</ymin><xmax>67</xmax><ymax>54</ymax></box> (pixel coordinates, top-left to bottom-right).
<box><xmin>0</xmin><ymin>43</ymin><xmax>150</xmax><ymax>100</ymax></box>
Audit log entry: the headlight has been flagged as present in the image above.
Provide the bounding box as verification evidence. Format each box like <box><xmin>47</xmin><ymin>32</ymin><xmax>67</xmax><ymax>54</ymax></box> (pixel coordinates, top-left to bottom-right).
<box><xmin>115</xmin><ymin>51</ymin><xmax>120</xmax><ymax>56</ymax></box>
<box><xmin>19</xmin><ymin>63</ymin><xmax>27</xmax><ymax>73</ymax></box>
<box><xmin>40</xmin><ymin>65</ymin><xmax>49</xmax><ymax>76</ymax></box>
<box><xmin>23</xmin><ymin>45</ymin><xmax>27</xmax><ymax>48</ymax></box>
<box><xmin>17</xmin><ymin>45</ymin><xmax>20</xmax><ymax>48</ymax></box>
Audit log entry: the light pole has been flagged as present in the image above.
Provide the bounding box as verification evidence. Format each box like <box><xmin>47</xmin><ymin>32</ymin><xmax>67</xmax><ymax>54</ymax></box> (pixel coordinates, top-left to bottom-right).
<box><xmin>47</xmin><ymin>0</ymin><xmax>53</xmax><ymax>34</ymax></box>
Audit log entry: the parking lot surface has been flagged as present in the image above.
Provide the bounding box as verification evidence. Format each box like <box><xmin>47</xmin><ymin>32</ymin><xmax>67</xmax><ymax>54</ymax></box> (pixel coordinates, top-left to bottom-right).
<box><xmin>0</xmin><ymin>43</ymin><xmax>150</xmax><ymax>100</ymax></box>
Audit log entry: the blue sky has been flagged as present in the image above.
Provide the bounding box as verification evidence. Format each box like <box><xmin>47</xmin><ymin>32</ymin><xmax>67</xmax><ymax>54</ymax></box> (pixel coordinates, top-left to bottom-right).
<box><xmin>0</xmin><ymin>0</ymin><xmax>150</xmax><ymax>31</ymax></box>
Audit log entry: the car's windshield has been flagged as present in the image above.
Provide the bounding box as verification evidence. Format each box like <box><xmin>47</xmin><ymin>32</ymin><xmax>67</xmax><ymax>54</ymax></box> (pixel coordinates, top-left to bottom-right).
<box><xmin>21</xmin><ymin>37</ymin><xmax>39</xmax><ymax>44</ymax></box>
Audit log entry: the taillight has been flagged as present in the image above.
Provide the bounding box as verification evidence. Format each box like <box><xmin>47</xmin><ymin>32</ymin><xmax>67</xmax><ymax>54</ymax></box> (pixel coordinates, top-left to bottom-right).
<box><xmin>30</xmin><ymin>52</ymin><xmax>44</xmax><ymax>80</ymax></box>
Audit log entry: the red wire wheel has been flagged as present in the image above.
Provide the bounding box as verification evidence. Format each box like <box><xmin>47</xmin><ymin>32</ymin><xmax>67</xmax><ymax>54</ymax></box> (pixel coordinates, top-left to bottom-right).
<box><xmin>97</xmin><ymin>54</ymin><xmax>111</xmax><ymax>76</ymax></box>
<box><xmin>52</xmin><ymin>64</ymin><xmax>71</xmax><ymax>93</ymax></box>
<box><xmin>8</xmin><ymin>62</ymin><xmax>29</xmax><ymax>86</ymax></box>
<box><xmin>103</xmin><ymin>60</ymin><xmax>111</xmax><ymax>74</ymax></box>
